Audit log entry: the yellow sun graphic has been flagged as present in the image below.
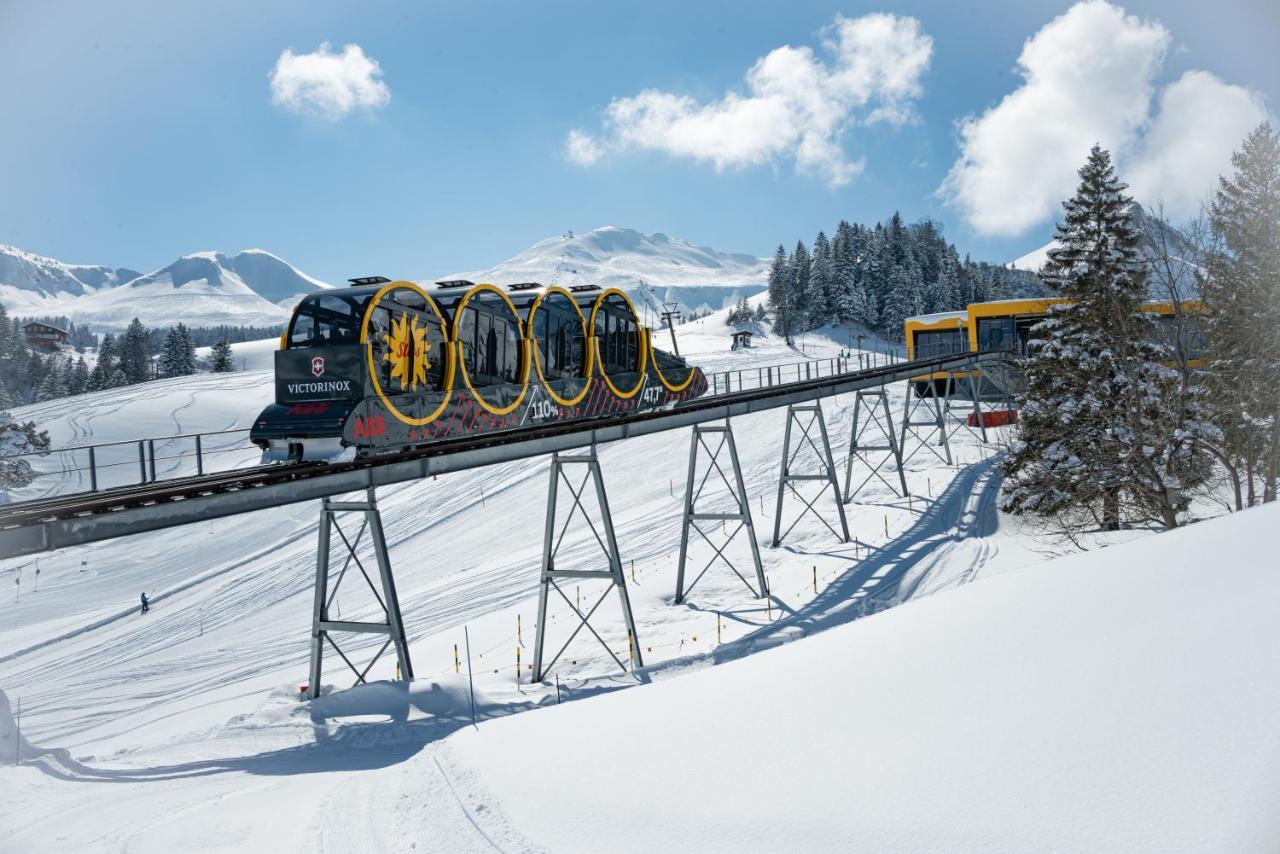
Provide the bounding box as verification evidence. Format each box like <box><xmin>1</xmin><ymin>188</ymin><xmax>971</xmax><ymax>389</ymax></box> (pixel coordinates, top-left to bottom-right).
<box><xmin>383</xmin><ymin>312</ymin><xmax>430</xmax><ymax>390</ymax></box>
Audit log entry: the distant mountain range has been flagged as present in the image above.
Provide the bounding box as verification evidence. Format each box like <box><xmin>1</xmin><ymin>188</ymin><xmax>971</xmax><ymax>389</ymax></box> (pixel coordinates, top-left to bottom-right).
<box><xmin>443</xmin><ymin>226</ymin><xmax>768</xmax><ymax>316</ymax></box>
<box><xmin>0</xmin><ymin>246</ymin><xmax>329</xmax><ymax>329</ymax></box>
<box><xmin>0</xmin><ymin>227</ymin><xmax>768</xmax><ymax>331</ymax></box>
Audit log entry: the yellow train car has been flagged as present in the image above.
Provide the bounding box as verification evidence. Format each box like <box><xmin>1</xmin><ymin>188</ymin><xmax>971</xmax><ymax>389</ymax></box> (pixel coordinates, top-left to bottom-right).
<box><xmin>966</xmin><ymin>297</ymin><xmax>1204</xmax><ymax>364</ymax></box>
<box><xmin>904</xmin><ymin>310</ymin><xmax>971</xmax><ymax>396</ymax></box>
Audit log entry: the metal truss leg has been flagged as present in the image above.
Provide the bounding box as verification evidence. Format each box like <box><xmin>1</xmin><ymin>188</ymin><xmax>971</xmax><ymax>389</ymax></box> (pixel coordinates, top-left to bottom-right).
<box><xmin>533</xmin><ymin>448</ymin><xmax>643</xmax><ymax>682</ymax></box>
<box><xmin>968</xmin><ymin>369</ymin><xmax>989</xmax><ymax>443</ymax></box>
<box><xmin>842</xmin><ymin>387</ymin><xmax>908</xmax><ymax>502</ymax></box>
<box><xmin>675</xmin><ymin>420</ymin><xmax>767</xmax><ymax>603</ymax></box>
<box><xmin>900</xmin><ymin>379</ymin><xmax>954</xmax><ymax>467</ymax></box>
<box><xmin>771</xmin><ymin>404</ymin><xmax>850</xmax><ymax>546</ymax></box>
<box><xmin>307</xmin><ymin>487</ymin><xmax>413</xmax><ymax>700</ymax></box>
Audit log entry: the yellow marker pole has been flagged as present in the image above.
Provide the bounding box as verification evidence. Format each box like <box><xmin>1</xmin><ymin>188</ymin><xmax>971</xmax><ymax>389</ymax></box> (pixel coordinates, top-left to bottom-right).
<box><xmin>454</xmin><ymin>644</ymin><xmax>460</xmax><ymax>674</ymax></box>
<box><xmin>631</xmin><ymin>559</ymin><xmax>635</xmax><ymax>583</ymax></box>
<box><xmin>884</xmin><ymin>515</ymin><xmax>889</xmax><ymax>538</ymax></box>
<box><xmin>576</xmin><ymin>586</ymin><xmax>580</xmax><ymax>612</ymax></box>
<box><xmin>716</xmin><ymin>612</ymin><xmax>722</xmax><ymax>644</ymax></box>
<box><xmin>518</xmin><ymin>614</ymin><xmax>522</xmax><ymax>645</ymax></box>
<box><xmin>627</xmin><ymin>631</ymin><xmax>635</xmax><ymax>670</ymax></box>
<box><xmin>516</xmin><ymin>646</ymin><xmax>521</xmax><ymax>685</ymax></box>
<box><xmin>812</xmin><ymin>565</ymin><xmax>817</xmax><ymax>594</ymax></box>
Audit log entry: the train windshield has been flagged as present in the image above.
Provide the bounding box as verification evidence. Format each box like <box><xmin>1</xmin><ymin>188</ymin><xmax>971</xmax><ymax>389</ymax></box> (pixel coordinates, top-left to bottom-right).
<box><xmin>287</xmin><ymin>293</ymin><xmax>371</xmax><ymax>348</ymax></box>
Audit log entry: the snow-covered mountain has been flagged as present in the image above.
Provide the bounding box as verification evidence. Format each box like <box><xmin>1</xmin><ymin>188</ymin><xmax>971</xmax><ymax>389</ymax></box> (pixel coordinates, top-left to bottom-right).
<box><xmin>443</xmin><ymin>226</ymin><xmax>768</xmax><ymax>315</ymax></box>
<box><xmin>0</xmin><ymin>245</ymin><xmax>329</xmax><ymax>329</ymax></box>
<box><xmin>0</xmin><ymin>243</ymin><xmax>141</xmax><ymax>299</ymax></box>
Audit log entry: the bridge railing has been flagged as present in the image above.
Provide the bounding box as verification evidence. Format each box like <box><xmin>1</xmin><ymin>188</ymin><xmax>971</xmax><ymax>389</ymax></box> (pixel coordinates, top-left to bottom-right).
<box><xmin>1</xmin><ymin>428</ymin><xmax>259</xmax><ymax>502</ymax></box>
<box><xmin>1</xmin><ymin>345</ymin><xmax>912</xmax><ymax>503</ymax></box>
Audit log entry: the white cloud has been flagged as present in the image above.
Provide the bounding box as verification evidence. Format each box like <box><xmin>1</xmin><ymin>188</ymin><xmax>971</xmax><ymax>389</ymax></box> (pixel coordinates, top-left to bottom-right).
<box><xmin>1126</xmin><ymin>71</ymin><xmax>1268</xmax><ymax>217</ymax></box>
<box><xmin>940</xmin><ymin>0</ymin><xmax>1271</xmax><ymax>236</ymax></box>
<box><xmin>564</xmin><ymin>129</ymin><xmax>605</xmax><ymax>166</ymax></box>
<box><xmin>269</xmin><ymin>42</ymin><xmax>390</xmax><ymax>120</ymax></box>
<box><xmin>565</xmin><ymin>13</ymin><xmax>932</xmax><ymax>187</ymax></box>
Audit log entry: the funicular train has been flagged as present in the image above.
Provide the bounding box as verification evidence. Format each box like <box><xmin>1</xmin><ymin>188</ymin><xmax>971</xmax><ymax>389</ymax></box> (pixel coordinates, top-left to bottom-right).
<box><xmin>251</xmin><ymin>278</ymin><xmax>707</xmax><ymax>462</ymax></box>
<box><xmin>904</xmin><ymin>297</ymin><xmax>1205</xmax><ymax>400</ymax></box>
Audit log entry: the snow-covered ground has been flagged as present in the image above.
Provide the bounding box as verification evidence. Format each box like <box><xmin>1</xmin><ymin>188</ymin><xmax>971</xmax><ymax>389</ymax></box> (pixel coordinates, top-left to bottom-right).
<box><xmin>0</xmin><ymin>303</ymin><xmax>1270</xmax><ymax>851</ymax></box>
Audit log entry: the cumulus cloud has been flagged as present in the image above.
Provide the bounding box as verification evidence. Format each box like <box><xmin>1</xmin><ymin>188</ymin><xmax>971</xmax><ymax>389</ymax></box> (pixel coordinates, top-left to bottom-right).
<box><xmin>1126</xmin><ymin>71</ymin><xmax>1268</xmax><ymax>216</ymax></box>
<box><xmin>940</xmin><ymin>0</ymin><xmax>1270</xmax><ymax>235</ymax></box>
<box><xmin>565</xmin><ymin>13</ymin><xmax>933</xmax><ymax>187</ymax></box>
<box><xmin>269</xmin><ymin>42</ymin><xmax>390</xmax><ymax>120</ymax></box>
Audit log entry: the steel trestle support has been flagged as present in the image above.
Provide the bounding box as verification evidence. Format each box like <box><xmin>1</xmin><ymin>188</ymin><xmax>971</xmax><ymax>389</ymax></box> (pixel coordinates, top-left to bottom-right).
<box><xmin>842</xmin><ymin>387</ymin><xmax>908</xmax><ymax>501</ymax></box>
<box><xmin>772</xmin><ymin>404</ymin><xmax>850</xmax><ymax>546</ymax></box>
<box><xmin>533</xmin><ymin>448</ymin><xmax>642</xmax><ymax>682</ymax></box>
<box><xmin>675</xmin><ymin>421</ymin><xmax>767</xmax><ymax>603</ymax></box>
<box><xmin>308</xmin><ymin>487</ymin><xmax>413</xmax><ymax>700</ymax></box>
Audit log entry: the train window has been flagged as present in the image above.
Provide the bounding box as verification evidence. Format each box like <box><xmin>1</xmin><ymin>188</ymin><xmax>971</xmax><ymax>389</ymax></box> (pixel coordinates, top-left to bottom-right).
<box><xmin>366</xmin><ymin>288</ymin><xmax>448</xmax><ymax>393</ymax></box>
<box><xmin>914</xmin><ymin>328</ymin><xmax>965</xmax><ymax>358</ymax></box>
<box><xmin>594</xmin><ymin>293</ymin><xmax>640</xmax><ymax>375</ymax></box>
<box><xmin>533</xmin><ymin>294</ymin><xmax>588</xmax><ymax>381</ymax></box>
<box><xmin>288</xmin><ymin>293</ymin><xmax>368</xmax><ymax>348</ymax></box>
<box><xmin>458</xmin><ymin>290</ymin><xmax>523</xmax><ymax>386</ymax></box>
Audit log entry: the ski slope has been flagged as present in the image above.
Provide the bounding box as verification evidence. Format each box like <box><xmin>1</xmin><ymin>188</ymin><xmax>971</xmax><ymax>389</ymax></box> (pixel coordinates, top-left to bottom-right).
<box><xmin>1</xmin><ymin>303</ymin><xmax>1264</xmax><ymax>851</ymax></box>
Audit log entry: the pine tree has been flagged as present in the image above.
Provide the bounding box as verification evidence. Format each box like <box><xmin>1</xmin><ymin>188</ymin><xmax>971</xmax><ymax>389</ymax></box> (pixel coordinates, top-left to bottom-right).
<box><xmin>0</xmin><ymin>406</ymin><xmax>50</xmax><ymax>494</ymax></box>
<box><xmin>210</xmin><ymin>338</ymin><xmax>236</xmax><ymax>372</ymax></box>
<box><xmin>1002</xmin><ymin>144</ymin><xmax>1214</xmax><ymax>531</ymax></box>
<box><xmin>880</xmin><ymin>266</ymin><xmax>922</xmax><ymax>342</ymax></box>
<box><xmin>808</xmin><ymin>231</ymin><xmax>833</xmax><ymax>324</ymax></box>
<box><xmin>790</xmin><ymin>241</ymin><xmax>811</xmax><ymax>329</ymax></box>
<box><xmin>1205</xmin><ymin>122</ymin><xmax>1280</xmax><ymax>504</ymax></box>
<box><xmin>766</xmin><ymin>245</ymin><xmax>794</xmax><ymax>344</ymax></box>
<box><xmin>88</xmin><ymin>333</ymin><xmax>118</xmax><ymax>391</ymax></box>
<box><xmin>158</xmin><ymin>324</ymin><xmax>197</xmax><ymax>378</ymax></box>
<box><xmin>120</xmin><ymin>317</ymin><xmax>150</xmax><ymax>384</ymax></box>
<box><xmin>68</xmin><ymin>356</ymin><xmax>90</xmax><ymax>394</ymax></box>
<box><xmin>35</xmin><ymin>358</ymin><xmax>67</xmax><ymax>402</ymax></box>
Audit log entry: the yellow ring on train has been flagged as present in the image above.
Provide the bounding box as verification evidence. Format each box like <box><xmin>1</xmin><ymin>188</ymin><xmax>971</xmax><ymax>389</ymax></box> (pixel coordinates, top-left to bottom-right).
<box><xmin>588</xmin><ymin>288</ymin><xmax>648</xmax><ymax>400</ymax></box>
<box><xmin>360</xmin><ymin>280</ymin><xmax>457</xmax><ymax>427</ymax></box>
<box><xmin>644</xmin><ymin>329</ymin><xmax>696</xmax><ymax>393</ymax></box>
<box><xmin>451</xmin><ymin>283</ymin><xmax>532</xmax><ymax>417</ymax></box>
<box><xmin>528</xmin><ymin>285</ymin><xmax>594</xmax><ymax>407</ymax></box>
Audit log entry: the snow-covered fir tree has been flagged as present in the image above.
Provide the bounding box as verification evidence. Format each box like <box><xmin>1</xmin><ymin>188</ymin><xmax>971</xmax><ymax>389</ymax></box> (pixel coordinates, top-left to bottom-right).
<box><xmin>1204</xmin><ymin>122</ymin><xmax>1280</xmax><ymax>505</ymax></box>
<box><xmin>0</xmin><ymin>407</ymin><xmax>50</xmax><ymax>497</ymax></box>
<box><xmin>157</xmin><ymin>323</ymin><xmax>196</xmax><ymax>378</ymax></box>
<box><xmin>1002</xmin><ymin>144</ymin><xmax>1215</xmax><ymax>532</ymax></box>
<box><xmin>87</xmin><ymin>333</ymin><xmax>118</xmax><ymax>392</ymax></box>
<box><xmin>766</xmin><ymin>245</ymin><xmax>795</xmax><ymax>344</ymax></box>
<box><xmin>120</xmin><ymin>317</ymin><xmax>151</xmax><ymax>384</ymax></box>
<box><xmin>210</xmin><ymin>338</ymin><xmax>236</xmax><ymax>373</ymax></box>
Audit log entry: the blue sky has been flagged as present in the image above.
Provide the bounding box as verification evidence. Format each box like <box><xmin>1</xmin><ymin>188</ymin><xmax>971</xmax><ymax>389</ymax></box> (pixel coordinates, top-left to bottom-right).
<box><xmin>1</xmin><ymin>0</ymin><xmax>1275</xmax><ymax>283</ymax></box>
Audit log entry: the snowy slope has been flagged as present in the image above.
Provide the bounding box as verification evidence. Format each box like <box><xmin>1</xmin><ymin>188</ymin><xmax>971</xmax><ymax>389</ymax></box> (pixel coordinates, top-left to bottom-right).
<box><xmin>0</xmin><ymin>246</ymin><xmax>329</xmax><ymax>330</ymax></box>
<box><xmin>1009</xmin><ymin>240</ymin><xmax>1053</xmax><ymax>272</ymax></box>
<box><xmin>0</xmin><ymin>304</ymin><xmax>1260</xmax><ymax>851</ymax></box>
<box><xmin>444</xmin><ymin>226</ymin><xmax>768</xmax><ymax>315</ymax></box>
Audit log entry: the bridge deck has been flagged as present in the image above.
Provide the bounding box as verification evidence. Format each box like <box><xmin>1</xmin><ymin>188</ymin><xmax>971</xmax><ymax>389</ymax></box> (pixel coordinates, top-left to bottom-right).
<box><xmin>0</xmin><ymin>352</ymin><xmax>1007</xmax><ymax>559</ymax></box>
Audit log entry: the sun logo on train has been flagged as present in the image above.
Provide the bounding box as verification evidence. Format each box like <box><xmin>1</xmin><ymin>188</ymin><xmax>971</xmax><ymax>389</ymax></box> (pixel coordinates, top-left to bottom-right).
<box><xmin>383</xmin><ymin>312</ymin><xmax>430</xmax><ymax>390</ymax></box>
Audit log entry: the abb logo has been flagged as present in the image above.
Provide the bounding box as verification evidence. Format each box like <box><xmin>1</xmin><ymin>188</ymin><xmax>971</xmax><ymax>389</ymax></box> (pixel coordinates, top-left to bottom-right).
<box><xmin>353</xmin><ymin>415</ymin><xmax>387</xmax><ymax>439</ymax></box>
<box><xmin>286</xmin><ymin>402</ymin><xmax>330</xmax><ymax>416</ymax></box>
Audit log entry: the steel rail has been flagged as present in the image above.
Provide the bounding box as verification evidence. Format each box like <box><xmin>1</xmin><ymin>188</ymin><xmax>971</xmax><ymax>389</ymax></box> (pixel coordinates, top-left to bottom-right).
<box><xmin>0</xmin><ymin>352</ymin><xmax>1009</xmax><ymax>559</ymax></box>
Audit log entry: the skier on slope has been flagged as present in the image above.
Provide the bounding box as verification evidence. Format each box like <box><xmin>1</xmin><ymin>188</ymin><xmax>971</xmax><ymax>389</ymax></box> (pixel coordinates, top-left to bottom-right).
<box><xmin>140</xmin><ymin>592</ymin><xmax>149</xmax><ymax>615</ymax></box>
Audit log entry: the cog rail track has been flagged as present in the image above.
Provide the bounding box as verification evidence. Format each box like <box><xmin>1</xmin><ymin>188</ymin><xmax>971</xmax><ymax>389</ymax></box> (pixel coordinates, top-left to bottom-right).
<box><xmin>0</xmin><ymin>352</ymin><xmax>1006</xmax><ymax>559</ymax></box>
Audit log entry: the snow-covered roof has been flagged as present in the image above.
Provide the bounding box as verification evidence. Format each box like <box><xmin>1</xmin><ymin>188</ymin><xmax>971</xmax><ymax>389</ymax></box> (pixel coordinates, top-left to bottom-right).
<box><xmin>906</xmin><ymin>310</ymin><xmax>966</xmax><ymax>324</ymax></box>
